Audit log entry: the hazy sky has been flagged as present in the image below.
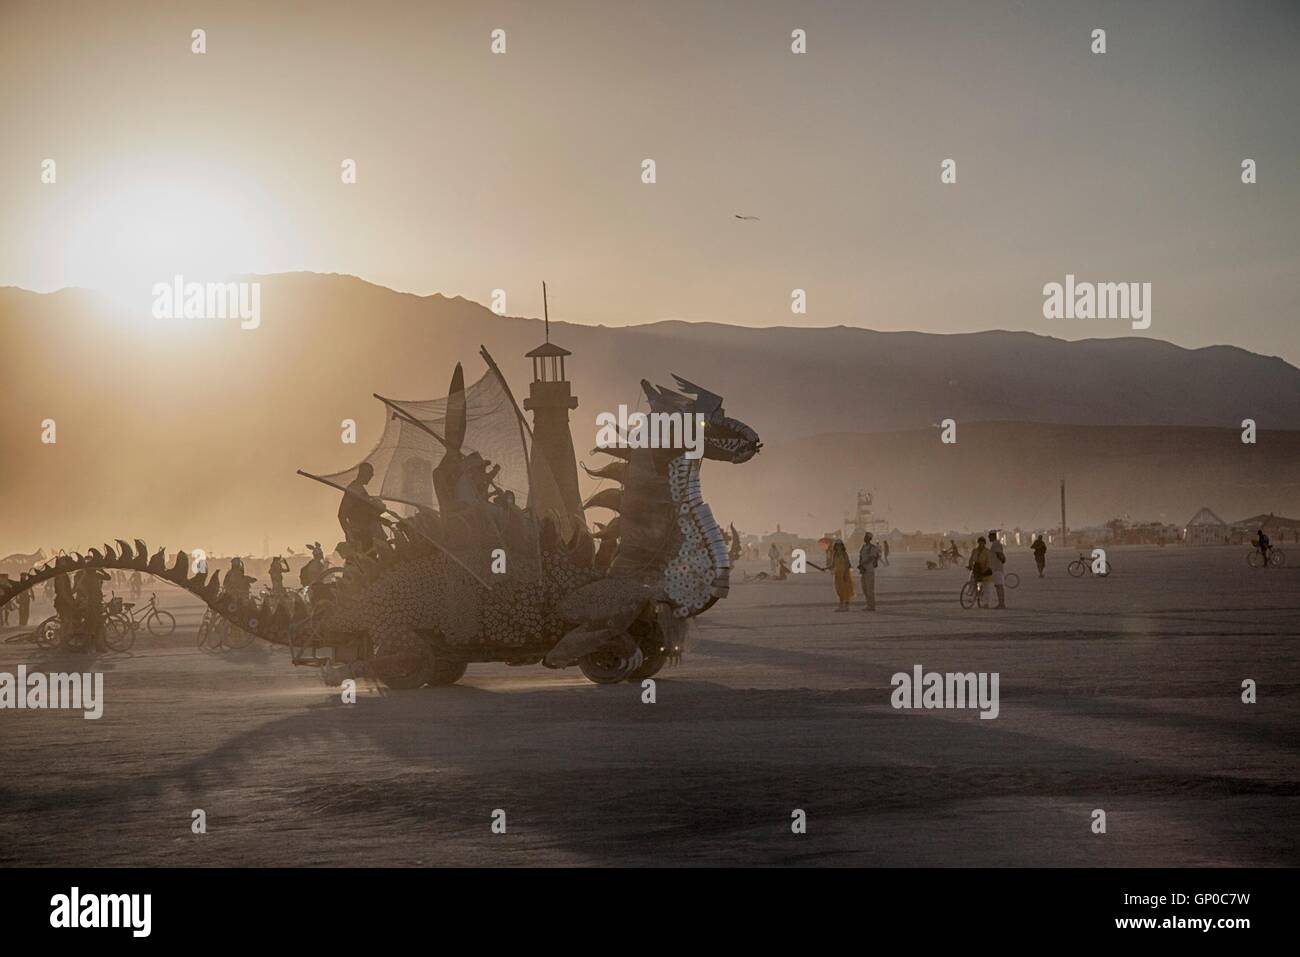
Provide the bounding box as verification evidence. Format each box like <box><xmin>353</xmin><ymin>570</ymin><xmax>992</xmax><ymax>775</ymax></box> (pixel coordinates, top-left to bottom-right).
<box><xmin>2</xmin><ymin>0</ymin><xmax>1297</xmax><ymax>359</ymax></box>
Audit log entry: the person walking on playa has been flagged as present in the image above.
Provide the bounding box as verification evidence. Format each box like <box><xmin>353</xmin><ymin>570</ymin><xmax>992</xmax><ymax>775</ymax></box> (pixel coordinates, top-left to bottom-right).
<box><xmin>829</xmin><ymin>540</ymin><xmax>855</xmax><ymax>611</ymax></box>
<box><xmin>857</xmin><ymin>532</ymin><xmax>882</xmax><ymax>611</ymax></box>
<box><xmin>1032</xmin><ymin>534</ymin><xmax>1047</xmax><ymax>577</ymax></box>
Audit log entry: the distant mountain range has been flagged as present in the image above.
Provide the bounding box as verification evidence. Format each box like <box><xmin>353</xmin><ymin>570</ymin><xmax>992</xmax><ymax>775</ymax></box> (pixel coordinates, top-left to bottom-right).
<box><xmin>2</xmin><ymin>273</ymin><xmax>1298</xmax><ymax>548</ymax></box>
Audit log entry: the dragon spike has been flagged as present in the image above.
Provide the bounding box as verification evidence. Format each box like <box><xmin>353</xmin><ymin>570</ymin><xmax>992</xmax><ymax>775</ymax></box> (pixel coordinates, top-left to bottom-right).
<box><xmin>202</xmin><ymin>571</ymin><xmax>223</xmax><ymax>601</ymax></box>
<box><xmin>591</xmin><ymin>445</ymin><xmax>632</xmax><ymax>461</ymax></box>
<box><xmin>582</xmin><ymin>460</ymin><xmax>627</xmax><ymax>483</ymax></box>
<box><xmin>87</xmin><ymin>548</ymin><xmax>105</xmax><ymax>564</ymax></box>
<box><xmin>671</xmin><ymin>374</ymin><xmax>724</xmax><ymax>416</ymax></box>
<box><xmin>584</xmin><ymin>488</ymin><xmax>623</xmax><ymax>513</ymax></box>
<box><xmin>133</xmin><ymin>539</ymin><xmax>149</xmax><ymax>564</ymax></box>
<box><xmin>148</xmin><ymin>548</ymin><xmax>168</xmax><ymax>575</ymax></box>
<box><xmin>115</xmin><ymin>539</ymin><xmax>135</xmax><ymax>564</ymax></box>
<box><xmin>102</xmin><ymin>544</ymin><xmax>118</xmax><ymax>563</ymax></box>
<box><xmin>168</xmin><ymin>550</ymin><xmax>190</xmax><ymax>582</ymax></box>
<box><xmin>592</xmin><ymin>517</ymin><xmax>622</xmax><ymax>540</ymax></box>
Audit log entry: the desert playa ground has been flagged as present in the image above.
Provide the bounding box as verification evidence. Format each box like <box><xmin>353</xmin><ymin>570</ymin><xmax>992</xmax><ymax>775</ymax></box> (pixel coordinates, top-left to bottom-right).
<box><xmin>1</xmin><ymin>545</ymin><xmax>1297</xmax><ymax>867</ymax></box>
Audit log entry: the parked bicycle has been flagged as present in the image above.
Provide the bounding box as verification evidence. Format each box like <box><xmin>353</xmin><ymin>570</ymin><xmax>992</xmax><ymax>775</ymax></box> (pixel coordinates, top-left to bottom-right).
<box><xmin>1067</xmin><ymin>552</ymin><xmax>1111</xmax><ymax>577</ymax></box>
<box><xmin>108</xmin><ymin>592</ymin><xmax>176</xmax><ymax>639</ymax></box>
<box><xmin>196</xmin><ymin>607</ymin><xmax>254</xmax><ymax>651</ymax></box>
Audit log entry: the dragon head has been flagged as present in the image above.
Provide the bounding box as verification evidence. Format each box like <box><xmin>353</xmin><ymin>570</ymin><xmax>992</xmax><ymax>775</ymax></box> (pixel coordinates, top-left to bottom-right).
<box><xmin>640</xmin><ymin>375</ymin><xmax>761</xmax><ymax>464</ymax></box>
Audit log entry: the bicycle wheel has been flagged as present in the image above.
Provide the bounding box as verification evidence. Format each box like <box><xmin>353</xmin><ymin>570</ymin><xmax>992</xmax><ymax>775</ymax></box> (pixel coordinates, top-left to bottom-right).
<box><xmin>1067</xmin><ymin>560</ymin><xmax>1085</xmax><ymax>578</ymax></box>
<box><xmin>146</xmin><ymin>609</ymin><xmax>176</xmax><ymax>637</ymax></box>
<box><xmin>35</xmin><ymin>616</ymin><xmax>62</xmax><ymax>649</ymax></box>
<box><xmin>1247</xmin><ymin>550</ymin><xmax>1265</xmax><ymax>568</ymax></box>
<box><xmin>1269</xmin><ymin>549</ymin><xmax>1286</xmax><ymax>567</ymax></box>
<box><xmin>959</xmin><ymin>581</ymin><xmax>977</xmax><ymax>609</ymax></box>
<box><xmin>1096</xmin><ymin>561</ymin><xmax>1111</xmax><ymax>577</ymax></box>
<box><xmin>196</xmin><ymin>615</ymin><xmax>212</xmax><ymax>648</ymax></box>
<box><xmin>1005</xmin><ymin>572</ymin><xmax>1020</xmax><ymax>589</ymax></box>
<box><xmin>104</xmin><ymin>616</ymin><xmax>134</xmax><ymax>652</ymax></box>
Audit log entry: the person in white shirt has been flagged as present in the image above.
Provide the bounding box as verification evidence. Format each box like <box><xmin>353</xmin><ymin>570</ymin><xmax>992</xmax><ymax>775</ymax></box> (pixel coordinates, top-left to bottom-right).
<box><xmin>857</xmin><ymin>533</ymin><xmax>883</xmax><ymax>611</ymax></box>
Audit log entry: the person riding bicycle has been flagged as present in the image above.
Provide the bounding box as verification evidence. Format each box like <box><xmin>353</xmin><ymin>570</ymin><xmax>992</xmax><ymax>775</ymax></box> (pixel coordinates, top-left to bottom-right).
<box><xmin>967</xmin><ymin>536</ymin><xmax>992</xmax><ymax>605</ymax></box>
<box><xmin>1256</xmin><ymin>528</ymin><xmax>1271</xmax><ymax>564</ymax></box>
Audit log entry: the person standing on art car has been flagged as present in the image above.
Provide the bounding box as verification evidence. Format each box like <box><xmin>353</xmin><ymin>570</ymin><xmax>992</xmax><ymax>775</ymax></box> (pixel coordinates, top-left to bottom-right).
<box><xmin>857</xmin><ymin>532</ymin><xmax>882</xmax><ymax>612</ymax></box>
<box><xmin>338</xmin><ymin>462</ymin><xmax>389</xmax><ymax>560</ymax></box>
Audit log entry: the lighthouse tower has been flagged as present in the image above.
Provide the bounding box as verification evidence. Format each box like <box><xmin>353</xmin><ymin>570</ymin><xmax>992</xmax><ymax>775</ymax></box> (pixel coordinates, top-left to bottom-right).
<box><xmin>522</xmin><ymin>293</ymin><xmax>583</xmax><ymax>529</ymax></box>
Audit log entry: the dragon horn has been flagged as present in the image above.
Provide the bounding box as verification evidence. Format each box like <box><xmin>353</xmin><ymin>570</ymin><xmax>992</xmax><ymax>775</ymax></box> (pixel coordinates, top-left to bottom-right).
<box><xmin>670</xmin><ymin>374</ymin><xmax>723</xmax><ymax>416</ymax></box>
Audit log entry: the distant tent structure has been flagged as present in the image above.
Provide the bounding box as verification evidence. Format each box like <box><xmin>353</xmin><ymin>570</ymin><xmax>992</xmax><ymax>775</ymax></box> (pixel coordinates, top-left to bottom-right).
<box><xmin>1183</xmin><ymin>507</ymin><xmax>1227</xmax><ymax>545</ymax></box>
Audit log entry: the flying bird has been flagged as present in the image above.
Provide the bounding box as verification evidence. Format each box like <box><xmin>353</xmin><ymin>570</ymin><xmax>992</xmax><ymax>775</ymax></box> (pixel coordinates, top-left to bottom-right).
<box><xmin>734</xmin><ymin>214</ymin><xmax>760</xmax><ymax>221</ymax></box>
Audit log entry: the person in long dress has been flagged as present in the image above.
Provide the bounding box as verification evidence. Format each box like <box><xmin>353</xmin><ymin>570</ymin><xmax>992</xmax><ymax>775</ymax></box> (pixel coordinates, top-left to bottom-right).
<box><xmin>829</xmin><ymin>541</ymin><xmax>855</xmax><ymax>611</ymax></box>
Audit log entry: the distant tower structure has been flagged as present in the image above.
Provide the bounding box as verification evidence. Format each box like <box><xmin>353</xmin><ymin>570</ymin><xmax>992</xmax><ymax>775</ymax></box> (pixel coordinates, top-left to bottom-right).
<box><xmin>523</xmin><ymin>283</ymin><xmax>584</xmax><ymax>530</ymax></box>
<box><xmin>844</xmin><ymin>489</ymin><xmax>886</xmax><ymax>550</ymax></box>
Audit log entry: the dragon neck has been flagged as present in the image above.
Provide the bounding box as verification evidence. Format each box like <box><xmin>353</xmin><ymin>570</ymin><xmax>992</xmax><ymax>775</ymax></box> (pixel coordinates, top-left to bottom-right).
<box><xmin>598</xmin><ymin>450</ymin><xmax>729</xmax><ymax>614</ymax></box>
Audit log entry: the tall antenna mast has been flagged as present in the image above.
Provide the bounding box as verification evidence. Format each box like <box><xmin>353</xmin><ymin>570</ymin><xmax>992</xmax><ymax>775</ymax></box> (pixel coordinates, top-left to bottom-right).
<box><xmin>542</xmin><ymin>280</ymin><xmax>550</xmax><ymax>344</ymax></box>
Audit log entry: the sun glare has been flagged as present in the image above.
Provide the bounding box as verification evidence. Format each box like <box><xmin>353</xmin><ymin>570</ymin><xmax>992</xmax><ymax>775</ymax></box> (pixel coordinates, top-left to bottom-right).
<box><xmin>47</xmin><ymin>157</ymin><xmax>287</xmax><ymax>314</ymax></box>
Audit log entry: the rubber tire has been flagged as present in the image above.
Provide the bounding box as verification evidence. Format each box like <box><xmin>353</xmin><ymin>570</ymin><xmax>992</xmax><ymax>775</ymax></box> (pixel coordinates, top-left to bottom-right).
<box><xmin>1067</xmin><ymin>561</ymin><xmax>1085</xmax><ymax>578</ymax></box>
<box><xmin>1005</xmin><ymin>572</ymin><xmax>1020</xmax><ymax>589</ymax></box>
<box><xmin>959</xmin><ymin>581</ymin><xmax>977</xmax><ymax>609</ymax></box>
<box><xmin>425</xmin><ymin>660</ymin><xmax>468</xmax><ymax>687</ymax></box>
<box><xmin>35</xmin><ymin>616</ymin><xmax>61</xmax><ymax>649</ymax></box>
<box><xmin>1270</xmin><ymin>549</ymin><xmax>1286</xmax><ymax>567</ymax></box>
<box><xmin>579</xmin><ymin>646</ymin><xmax>645</xmax><ymax>684</ymax></box>
<box><xmin>627</xmin><ymin>653</ymin><xmax>668</xmax><ymax>681</ymax></box>
<box><xmin>147</xmin><ymin>609</ymin><xmax>176</xmax><ymax>637</ymax></box>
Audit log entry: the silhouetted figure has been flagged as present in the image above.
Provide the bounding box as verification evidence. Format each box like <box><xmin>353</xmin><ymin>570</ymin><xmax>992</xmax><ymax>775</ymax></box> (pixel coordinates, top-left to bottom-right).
<box><xmin>1032</xmin><ymin>534</ymin><xmax>1047</xmax><ymax>577</ymax></box>
<box><xmin>339</xmin><ymin>462</ymin><xmax>387</xmax><ymax>556</ymax></box>
<box><xmin>1256</xmin><ymin>528</ymin><xmax>1271</xmax><ymax>565</ymax></box>
<box><xmin>73</xmin><ymin>567</ymin><xmax>110</xmax><ymax>644</ymax></box>
<box><xmin>829</xmin><ymin>540</ymin><xmax>855</xmax><ymax>611</ymax></box>
<box><xmin>967</xmin><ymin>536</ymin><xmax>992</xmax><ymax>607</ymax></box>
<box><xmin>268</xmin><ymin>555</ymin><xmax>290</xmax><ymax>592</ymax></box>
<box><xmin>16</xmin><ymin>586</ymin><xmax>32</xmax><ymax>627</ymax></box>
<box><xmin>222</xmin><ymin>557</ymin><xmax>254</xmax><ymax>602</ymax></box>
<box><xmin>857</xmin><ymin>532</ymin><xmax>882</xmax><ymax>611</ymax></box>
<box><xmin>300</xmin><ymin>543</ymin><xmax>326</xmax><ymax>588</ymax></box>
<box><xmin>988</xmin><ymin>529</ymin><xmax>1007</xmax><ymax>609</ymax></box>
